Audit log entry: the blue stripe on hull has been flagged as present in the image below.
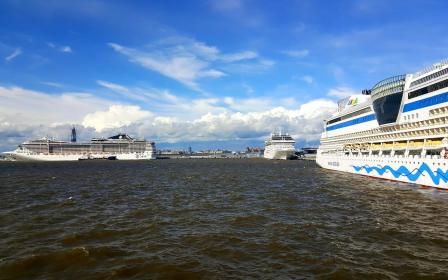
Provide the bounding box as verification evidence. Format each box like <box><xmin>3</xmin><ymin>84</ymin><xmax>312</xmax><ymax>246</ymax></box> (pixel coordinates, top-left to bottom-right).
<box><xmin>403</xmin><ymin>91</ymin><xmax>448</xmax><ymax>112</ymax></box>
<box><xmin>352</xmin><ymin>163</ymin><xmax>448</xmax><ymax>185</ymax></box>
<box><xmin>326</xmin><ymin>114</ymin><xmax>376</xmax><ymax>131</ymax></box>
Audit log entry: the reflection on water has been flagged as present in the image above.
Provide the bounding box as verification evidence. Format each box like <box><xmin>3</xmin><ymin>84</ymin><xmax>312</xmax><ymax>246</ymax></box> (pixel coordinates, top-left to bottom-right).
<box><xmin>1</xmin><ymin>159</ymin><xmax>448</xmax><ymax>279</ymax></box>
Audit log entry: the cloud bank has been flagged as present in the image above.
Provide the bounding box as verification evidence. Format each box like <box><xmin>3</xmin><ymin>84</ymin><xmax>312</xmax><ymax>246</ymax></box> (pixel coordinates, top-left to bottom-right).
<box><xmin>0</xmin><ymin>85</ymin><xmax>337</xmax><ymax>151</ymax></box>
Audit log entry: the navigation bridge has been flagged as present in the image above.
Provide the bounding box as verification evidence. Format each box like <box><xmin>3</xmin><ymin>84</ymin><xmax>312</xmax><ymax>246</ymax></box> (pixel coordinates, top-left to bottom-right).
<box><xmin>370</xmin><ymin>75</ymin><xmax>406</xmax><ymax>126</ymax></box>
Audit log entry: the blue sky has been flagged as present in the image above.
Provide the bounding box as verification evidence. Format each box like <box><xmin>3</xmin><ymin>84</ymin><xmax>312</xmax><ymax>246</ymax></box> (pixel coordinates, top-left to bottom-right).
<box><xmin>1</xmin><ymin>0</ymin><xmax>447</xmax><ymax>151</ymax></box>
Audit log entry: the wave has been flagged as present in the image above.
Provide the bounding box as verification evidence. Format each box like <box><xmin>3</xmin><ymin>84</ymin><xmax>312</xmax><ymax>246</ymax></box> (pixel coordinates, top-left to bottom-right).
<box><xmin>352</xmin><ymin>163</ymin><xmax>448</xmax><ymax>185</ymax></box>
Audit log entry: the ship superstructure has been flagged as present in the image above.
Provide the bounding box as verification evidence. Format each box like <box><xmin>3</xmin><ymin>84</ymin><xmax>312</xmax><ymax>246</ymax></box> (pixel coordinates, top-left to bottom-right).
<box><xmin>4</xmin><ymin>128</ymin><xmax>156</xmax><ymax>161</ymax></box>
<box><xmin>264</xmin><ymin>132</ymin><xmax>296</xmax><ymax>160</ymax></box>
<box><xmin>317</xmin><ymin>59</ymin><xmax>448</xmax><ymax>189</ymax></box>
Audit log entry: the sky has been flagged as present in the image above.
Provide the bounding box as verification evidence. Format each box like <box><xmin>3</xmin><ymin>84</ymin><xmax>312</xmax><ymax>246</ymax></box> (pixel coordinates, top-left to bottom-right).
<box><xmin>1</xmin><ymin>0</ymin><xmax>448</xmax><ymax>151</ymax></box>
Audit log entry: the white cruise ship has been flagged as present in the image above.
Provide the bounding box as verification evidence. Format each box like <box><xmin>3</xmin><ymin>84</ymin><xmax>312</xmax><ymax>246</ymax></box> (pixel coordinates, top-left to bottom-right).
<box><xmin>317</xmin><ymin>59</ymin><xmax>448</xmax><ymax>189</ymax></box>
<box><xmin>264</xmin><ymin>132</ymin><xmax>296</xmax><ymax>160</ymax></box>
<box><xmin>3</xmin><ymin>127</ymin><xmax>156</xmax><ymax>161</ymax></box>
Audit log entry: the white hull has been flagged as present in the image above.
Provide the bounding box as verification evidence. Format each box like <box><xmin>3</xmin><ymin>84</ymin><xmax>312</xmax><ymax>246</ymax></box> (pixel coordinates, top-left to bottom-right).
<box><xmin>5</xmin><ymin>151</ymin><xmax>156</xmax><ymax>161</ymax></box>
<box><xmin>316</xmin><ymin>153</ymin><xmax>448</xmax><ymax>189</ymax></box>
<box><xmin>264</xmin><ymin>148</ymin><xmax>296</xmax><ymax>160</ymax></box>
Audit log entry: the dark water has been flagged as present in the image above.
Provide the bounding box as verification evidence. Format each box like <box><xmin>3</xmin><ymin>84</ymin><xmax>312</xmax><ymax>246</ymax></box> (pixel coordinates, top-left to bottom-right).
<box><xmin>1</xmin><ymin>159</ymin><xmax>448</xmax><ymax>279</ymax></box>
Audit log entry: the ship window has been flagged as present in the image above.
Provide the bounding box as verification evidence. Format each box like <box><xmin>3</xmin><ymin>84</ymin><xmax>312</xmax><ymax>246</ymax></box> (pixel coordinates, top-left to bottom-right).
<box><xmin>373</xmin><ymin>91</ymin><xmax>403</xmax><ymax>125</ymax></box>
<box><xmin>326</xmin><ymin>107</ymin><xmax>372</xmax><ymax>126</ymax></box>
<box><xmin>327</xmin><ymin>117</ymin><xmax>342</xmax><ymax>125</ymax></box>
<box><xmin>408</xmin><ymin>77</ymin><xmax>448</xmax><ymax>99</ymax></box>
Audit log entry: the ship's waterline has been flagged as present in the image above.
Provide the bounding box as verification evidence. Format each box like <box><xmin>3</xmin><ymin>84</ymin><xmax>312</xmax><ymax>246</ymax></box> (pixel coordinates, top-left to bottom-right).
<box><xmin>1</xmin><ymin>159</ymin><xmax>448</xmax><ymax>279</ymax></box>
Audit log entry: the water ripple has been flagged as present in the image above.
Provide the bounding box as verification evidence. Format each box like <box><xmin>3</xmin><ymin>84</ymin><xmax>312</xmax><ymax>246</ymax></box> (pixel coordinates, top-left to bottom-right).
<box><xmin>0</xmin><ymin>159</ymin><xmax>447</xmax><ymax>279</ymax></box>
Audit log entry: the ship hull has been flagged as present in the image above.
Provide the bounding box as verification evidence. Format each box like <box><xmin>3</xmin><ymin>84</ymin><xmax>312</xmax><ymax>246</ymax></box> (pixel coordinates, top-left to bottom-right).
<box><xmin>316</xmin><ymin>153</ymin><xmax>448</xmax><ymax>189</ymax></box>
<box><xmin>264</xmin><ymin>149</ymin><xmax>296</xmax><ymax>160</ymax></box>
<box><xmin>5</xmin><ymin>151</ymin><xmax>156</xmax><ymax>161</ymax></box>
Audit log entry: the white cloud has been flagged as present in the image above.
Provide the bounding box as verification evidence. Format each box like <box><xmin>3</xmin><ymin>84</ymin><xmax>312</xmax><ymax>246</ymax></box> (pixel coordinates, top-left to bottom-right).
<box><xmin>42</xmin><ymin>82</ymin><xmax>65</xmax><ymax>88</ymax></box>
<box><xmin>108</xmin><ymin>42</ymin><xmax>224</xmax><ymax>90</ymax></box>
<box><xmin>80</xmin><ymin>98</ymin><xmax>336</xmax><ymax>142</ymax></box>
<box><xmin>96</xmin><ymin>80</ymin><xmax>297</xmax><ymax>118</ymax></box>
<box><xmin>96</xmin><ymin>99</ymin><xmax>336</xmax><ymax>143</ymax></box>
<box><xmin>327</xmin><ymin>87</ymin><xmax>358</xmax><ymax>98</ymax></box>
<box><xmin>302</xmin><ymin>75</ymin><xmax>313</xmax><ymax>84</ymax></box>
<box><xmin>0</xmin><ymin>86</ymin><xmax>112</xmax><ymax>125</ymax></box>
<box><xmin>242</xmin><ymin>83</ymin><xmax>254</xmax><ymax>94</ymax></box>
<box><xmin>282</xmin><ymin>49</ymin><xmax>309</xmax><ymax>58</ymax></box>
<box><xmin>59</xmin><ymin>46</ymin><xmax>72</xmax><ymax>53</ymax></box>
<box><xmin>97</xmin><ymin>80</ymin><xmax>183</xmax><ymax>107</ymax></box>
<box><xmin>5</xmin><ymin>48</ymin><xmax>22</xmax><ymax>61</ymax></box>
<box><xmin>0</xmin><ymin>85</ymin><xmax>337</xmax><ymax>151</ymax></box>
<box><xmin>108</xmin><ymin>38</ymin><xmax>270</xmax><ymax>91</ymax></box>
<box><xmin>82</xmin><ymin>105</ymin><xmax>152</xmax><ymax>132</ymax></box>
<box><xmin>221</xmin><ymin>51</ymin><xmax>258</xmax><ymax>62</ymax></box>
<box><xmin>47</xmin><ymin>42</ymin><xmax>73</xmax><ymax>53</ymax></box>
<box><xmin>225</xmin><ymin>59</ymin><xmax>275</xmax><ymax>74</ymax></box>
<box><xmin>97</xmin><ymin>80</ymin><xmax>130</xmax><ymax>94</ymax></box>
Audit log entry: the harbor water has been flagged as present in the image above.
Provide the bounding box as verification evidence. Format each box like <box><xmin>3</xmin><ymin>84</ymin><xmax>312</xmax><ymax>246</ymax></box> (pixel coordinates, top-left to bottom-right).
<box><xmin>1</xmin><ymin>159</ymin><xmax>448</xmax><ymax>279</ymax></box>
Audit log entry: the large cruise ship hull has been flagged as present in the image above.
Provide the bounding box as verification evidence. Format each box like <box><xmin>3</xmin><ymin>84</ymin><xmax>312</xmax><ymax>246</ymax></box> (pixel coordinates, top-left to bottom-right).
<box><xmin>6</xmin><ymin>132</ymin><xmax>157</xmax><ymax>161</ymax></box>
<box><xmin>316</xmin><ymin>154</ymin><xmax>448</xmax><ymax>189</ymax></box>
<box><xmin>5</xmin><ymin>151</ymin><xmax>156</xmax><ymax>161</ymax></box>
<box><xmin>264</xmin><ymin>148</ymin><xmax>296</xmax><ymax>160</ymax></box>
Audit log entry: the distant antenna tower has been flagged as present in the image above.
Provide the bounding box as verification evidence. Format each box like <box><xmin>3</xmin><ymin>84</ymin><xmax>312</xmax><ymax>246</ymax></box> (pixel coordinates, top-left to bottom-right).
<box><xmin>71</xmin><ymin>126</ymin><xmax>77</xmax><ymax>142</ymax></box>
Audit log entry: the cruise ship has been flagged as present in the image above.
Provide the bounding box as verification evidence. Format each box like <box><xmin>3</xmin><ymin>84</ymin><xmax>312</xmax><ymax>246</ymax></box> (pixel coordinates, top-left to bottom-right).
<box><xmin>317</xmin><ymin>59</ymin><xmax>448</xmax><ymax>189</ymax></box>
<box><xmin>264</xmin><ymin>132</ymin><xmax>296</xmax><ymax>160</ymax></box>
<box><xmin>3</xmin><ymin>127</ymin><xmax>156</xmax><ymax>161</ymax></box>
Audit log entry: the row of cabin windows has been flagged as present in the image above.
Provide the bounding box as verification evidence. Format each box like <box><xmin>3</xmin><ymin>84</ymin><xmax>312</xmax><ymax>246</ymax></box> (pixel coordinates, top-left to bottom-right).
<box><xmin>326</xmin><ymin>107</ymin><xmax>371</xmax><ymax>125</ymax></box>
<box><xmin>410</xmin><ymin>67</ymin><xmax>448</xmax><ymax>88</ymax></box>
<box><xmin>408</xmin><ymin>77</ymin><xmax>448</xmax><ymax>99</ymax></box>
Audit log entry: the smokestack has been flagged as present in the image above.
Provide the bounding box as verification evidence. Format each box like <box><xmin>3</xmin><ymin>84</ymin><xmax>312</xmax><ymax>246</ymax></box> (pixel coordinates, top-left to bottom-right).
<box><xmin>71</xmin><ymin>126</ymin><xmax>77</xmax><ymax>142</ymax></box>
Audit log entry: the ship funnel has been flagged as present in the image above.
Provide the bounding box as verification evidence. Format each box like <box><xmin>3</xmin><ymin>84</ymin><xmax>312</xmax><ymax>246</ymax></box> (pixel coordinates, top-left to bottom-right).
<box><xmin>71</xmin><ymin>126</ymin><xmax>77</xmax><ymax>142</ymax></box>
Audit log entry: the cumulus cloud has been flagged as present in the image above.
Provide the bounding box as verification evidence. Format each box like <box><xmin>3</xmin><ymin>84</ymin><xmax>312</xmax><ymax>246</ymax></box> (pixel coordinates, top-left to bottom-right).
<box><xmin>125</xmin><ymin>99</ymin><xmax>337</xmax><ymax>143</ymax></box>
<box><xmin>0</xmin><ymin>85</ymin><xmax>337</xmax><ymax>151</ymax></box>
<box><xmin>82</xmin><ymin>105</ymin><xmax>153</xmax><ymax>132</ymax></box>
<box><xmin>5</xmin><ymin>48</ymin><xmax>22</xmax><ymax>61</ymax></box>
<box><xmin>96</xmin><ymin>80</ymin><xmax>297</xmax><ymax>118</ymax></box>
<box><xmin>327</xmin><ymin>87</ymin><xmax>358</xmax><ymax>98</ymax></box>
<box><xmin>0</xmin><ymin>86</ymin><xmax>112</xmax><ymax>125</ymax></box>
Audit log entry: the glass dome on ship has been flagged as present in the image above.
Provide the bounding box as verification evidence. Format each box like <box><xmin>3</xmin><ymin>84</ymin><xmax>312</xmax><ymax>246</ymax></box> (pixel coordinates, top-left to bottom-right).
<box><xmin>370</xmin><ymin>75</ymin><xmax>406</xmax><ymax>126</ymax></box>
